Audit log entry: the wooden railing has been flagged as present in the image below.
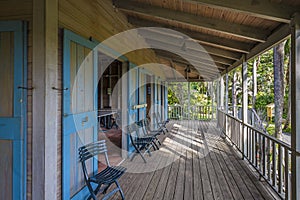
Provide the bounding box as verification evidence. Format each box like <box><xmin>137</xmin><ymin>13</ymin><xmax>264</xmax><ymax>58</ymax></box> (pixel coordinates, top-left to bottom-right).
<box><xmin>217</xmin><ymin>109</ymin><xmax>292</xmax><ymax>199</ymax></box>
<box><xmin>168</xmin><ymin>105</ymin><xmax>216</xmax><ymax>120</ymax></box>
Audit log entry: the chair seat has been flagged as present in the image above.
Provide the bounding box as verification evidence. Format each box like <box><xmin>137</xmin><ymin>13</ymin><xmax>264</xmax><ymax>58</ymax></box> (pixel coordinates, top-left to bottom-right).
<box><xmin>90</xmin><ymin>166</ymin><xmax>126</xmax><ymax>185</ymax></box>
<box><xmin>135</xmin><ymin>137</ymin><xmax>154</xmax><ymax>146</ymax></box>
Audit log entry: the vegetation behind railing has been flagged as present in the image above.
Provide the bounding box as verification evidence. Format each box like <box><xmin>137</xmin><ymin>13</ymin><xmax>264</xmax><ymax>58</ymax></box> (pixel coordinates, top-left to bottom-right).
<box><xmin>168</xmin><ymin>105</ymin><xmax>216</xmax><ymax>120</ymax></box>
<box><xmin>217</xmin><ymin>109</ymin><xmax>292</xmax><ymax>199</ymax></box>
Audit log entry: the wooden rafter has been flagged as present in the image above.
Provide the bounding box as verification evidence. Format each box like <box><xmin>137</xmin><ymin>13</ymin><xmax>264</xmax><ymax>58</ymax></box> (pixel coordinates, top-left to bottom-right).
<box><xmin>115</xmin><ymin>0</ymin><xmax>269</xmax><ymax>42</ymax></box>
<box><xmin>127</xmin><ymin>16</ymin><xmax>253</xmax><ymax>54</ymax></box>
<box><xmin>185</xmin><ymin>0</ymin><xmax>300</xmax><ymax>23</ymax></box>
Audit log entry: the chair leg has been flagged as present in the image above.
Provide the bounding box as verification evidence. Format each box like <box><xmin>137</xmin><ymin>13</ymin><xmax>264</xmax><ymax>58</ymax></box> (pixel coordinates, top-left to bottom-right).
<box><xmin>86</xmin><ymin>183</ymin><xmax>98</xmax><ymax>200</ymax></box>
<box><xmin>115</xmin><ymin>180</ymin><xmax>125</xmax><ymax>200</ymax></box>
<box><xmin>131</xmin><ymin>147</ymin><xmax>147</xmax><ymax>163</ymax></box>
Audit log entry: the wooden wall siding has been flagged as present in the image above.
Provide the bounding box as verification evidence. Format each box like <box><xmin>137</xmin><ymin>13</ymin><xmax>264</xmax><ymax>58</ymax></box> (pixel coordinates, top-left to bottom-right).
<box><xmin>0</xmin><ymin>32</ymin><xmax>14</xmax><ymax>117</ymax></box>
<box><xmin>58</xmin><ymin>0</ymin><xmax>158</xmax><ymax>67</ymax></box>
<box><xmin>0</xmin><ymin>140</ymin><xmax>13</xmax><ymax>200</ymax></box>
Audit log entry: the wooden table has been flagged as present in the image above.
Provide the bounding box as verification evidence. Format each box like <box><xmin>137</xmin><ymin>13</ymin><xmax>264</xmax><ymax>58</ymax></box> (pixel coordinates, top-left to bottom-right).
<box><xmin>98</xmin><ymin>109</ymin><xmax>118</xmax><ymax>129</ymax></box>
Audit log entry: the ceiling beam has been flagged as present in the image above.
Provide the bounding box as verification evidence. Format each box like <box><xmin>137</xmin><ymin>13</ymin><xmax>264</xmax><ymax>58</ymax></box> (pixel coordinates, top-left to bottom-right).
<box><xmin>155</xmin><ymin>51</ymin><xmax>224</xmax><ymax>74</ymax></box>
<box><xmin>115</xmin><ymin>0</ymin><xmax>268</xmax><ymax>42</ymax></box>
<box><xmin>186</xmin><ymin>0</ymin><xmax>300</xmax><ymax>23</ymax></box>
<box><xmin>166</xmin><ymin>78</ymin><xmax>210</xmax><ymax>82</ymax></box>
<box><xmin>144</xmin><ymin>37</ymin><xmax>235</xmax><ymax>66</ymax></box>
<box><xmin>128</xmin><ymin>16</ymin><xmax>253</xmax><ymax>54</ymax></box>
<box><xmin>155</xmin><ymin>50</ymin><xmax>226</xmax><ymax>71</ymax></box>
<box><xmin>226</xmin><ymin>24</ymin><xmax>291</xmax><ymax>74</ymax></box>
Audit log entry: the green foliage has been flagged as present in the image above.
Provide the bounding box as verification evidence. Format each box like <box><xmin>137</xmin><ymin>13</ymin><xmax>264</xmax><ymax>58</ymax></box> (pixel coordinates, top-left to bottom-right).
<box><xmin>168</xmin><ymin>88</ymin><xmax>179</xmax><ymax>105</ymax></box>
<box><xmin>254</xmin><ymin>92</ymin><xmax>274</xmax><ymax>115</ymax></box>
<box><xmin>168</xmin><ymin>82</ymin><xmax>212</xmax><ymax>107</ymax></box>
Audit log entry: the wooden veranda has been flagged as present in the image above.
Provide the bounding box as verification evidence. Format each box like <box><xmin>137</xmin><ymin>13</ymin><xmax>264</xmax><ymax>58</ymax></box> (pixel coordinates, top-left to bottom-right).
<box><xmin>101</xmin><ymin>120</ymin><xmax>279</xmax><ymax>200</ymax></box>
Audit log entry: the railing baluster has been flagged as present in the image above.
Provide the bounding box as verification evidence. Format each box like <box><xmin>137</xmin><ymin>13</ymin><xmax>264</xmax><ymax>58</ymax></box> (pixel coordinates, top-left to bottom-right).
<box><xmin>278</xmin><ymin>144</ymin><xmax>283</xmax><ymax>193</ymax></box>
<box><xmin>267</xmin><ymin>138</ymin><xmax>271</xmax><ymax>181</ymax></box>
<box><xmin>272</xmin><ymin>141</ymin><xmax>276</xmax><ymax>187</ymax></box>
<box><xmin>262</xmin><ymin>136</ymin><xmax>266</xmax><ymax>177</ymax></box>
<box><xmin>284</xmin><ymin>147</ymin><xmax>289</xmax><ymax>199</ymax></box>
<box><xmin>252</xmin><ymin>129</ymin><xmax>255</xmax><ymax>163</ymax></box>
<box><xmin>254</xmin><ymin>130</ymin><xmax>257</xmax><ymax>167</ymax></box>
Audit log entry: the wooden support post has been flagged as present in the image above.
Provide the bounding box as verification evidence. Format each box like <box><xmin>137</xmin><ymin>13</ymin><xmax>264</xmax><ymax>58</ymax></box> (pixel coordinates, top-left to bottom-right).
<box><xmin>242</xmin><ymin>56</ymin><xmax>248</xmax><ymax>157</ymax></box>
<box><xmin>252</xmin><ymin>58</ymin><xmax>257</xmax><ymax>124</ymax></box>
<box><xmin>232</xmin><ymin>70</ymin><xmax>237</xmax><ymax>117</ymax></box>
<box><xmin>216</xmin><ymin>79</ymin><xmax>220</xmax><ymax>123</ymax></box>
<box><xmin>220</xmin><ymin>76</ymin><xmax>225</xmax><ymax>109</ymax></box>
<box><xmin>225</xmin><ymin>69</ymin><xmax>229</xmax><ymax>114</ymax></box>
<box><xmin>32</xmin><ymin>0</ymin><xmax>58</xmax><ymax>199</ymax></box>
<box><xmin>164</xmin><ymin>82</ymin><xmax>168</xmax><ymax>120</ymax></box>
<box><xmin>290</xmin><ymin>12</ymin><xmax>300</xmax><ymax>200</ymax></box>
<box><xmin>121</xmin><ymin>61</ymin><xmax>129</xmax><ymax>159</ymax></box>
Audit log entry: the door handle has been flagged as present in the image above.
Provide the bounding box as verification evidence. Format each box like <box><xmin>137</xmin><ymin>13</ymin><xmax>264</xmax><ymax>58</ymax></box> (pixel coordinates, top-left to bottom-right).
<box><xmin>81</xmin><ymin>116</ymin><xmax>89</xmax><ymax>125</ymax></box>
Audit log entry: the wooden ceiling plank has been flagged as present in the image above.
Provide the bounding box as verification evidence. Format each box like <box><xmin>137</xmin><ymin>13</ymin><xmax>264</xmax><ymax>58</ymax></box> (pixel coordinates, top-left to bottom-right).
<box><xmin>186</xmin><ymin>0</ymin><xmax>299</xmax><ymax>23</ymax></box>
<box><xmin>115</xmin><ymin>0</ymin><xmax>268</xmax><ymax>42</ymax></box>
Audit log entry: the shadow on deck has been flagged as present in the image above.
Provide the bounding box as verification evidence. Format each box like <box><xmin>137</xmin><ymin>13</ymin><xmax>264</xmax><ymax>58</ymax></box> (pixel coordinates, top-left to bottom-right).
<box><xmin>105</xmin><ymin>120</ymin><xmax>280</xmax><ymax>200</ymax></box>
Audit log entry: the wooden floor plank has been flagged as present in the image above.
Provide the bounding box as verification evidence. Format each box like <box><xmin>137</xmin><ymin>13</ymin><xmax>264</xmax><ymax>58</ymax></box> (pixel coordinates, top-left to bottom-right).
<box><xmin>215</xmin><ymin>140</ymin><xmax>255</xmax><ymax>200</ymax></box>
<box><xmin>162</xmin><ymin>128</ymin><xmax>182</xmax><ymax>200</ymax></box>
<box><xmin>222</xmin><ymin>139</ymin><xmax>277</xmax><ymax>200</ymax></box>
<box><xmin>105</xmin><ymin>120</ymin><xmax>279</xmax><ymax>200</ymax></box>
<box><xmin>192</xmin><ymin>128</ymin><xmax>204</xmax><ymax>200</ymax></box>
<box><xmin>173</xmin><ymin>155</ymin><xmax>186</xmax><ymax>200</ymax></box>
<box><xmin>209</xmin><ymin>148</ymin><xmax>234</xmax><ymax>199</ymax></box>
<box><xmin>214</xmin><ymin>140</ymin><xmax>244</xmax><ymax>200</ymax></box>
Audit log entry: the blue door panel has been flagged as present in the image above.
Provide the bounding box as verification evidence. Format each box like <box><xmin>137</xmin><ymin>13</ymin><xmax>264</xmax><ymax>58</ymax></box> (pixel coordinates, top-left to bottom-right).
<box><xmin>0</xmin><ymin>21</ymin><xmax>27</xmax><ymax>200</ymax></box>
<box><xmin>62</xmin><ymin>29</ymin><xmax>98</xmax><ymax>200</ymax></box>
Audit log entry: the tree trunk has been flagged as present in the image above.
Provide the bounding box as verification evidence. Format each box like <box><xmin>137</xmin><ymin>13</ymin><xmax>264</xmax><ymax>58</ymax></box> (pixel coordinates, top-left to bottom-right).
<box><xmin>273</xmin><ymin>41</ymin><xmax>286</xmax><ymax>139</ymax></box>
<box><xmin>283</xmin><ymin>52</ymin><xmax>291</xmax><ymax>130</ymax></box>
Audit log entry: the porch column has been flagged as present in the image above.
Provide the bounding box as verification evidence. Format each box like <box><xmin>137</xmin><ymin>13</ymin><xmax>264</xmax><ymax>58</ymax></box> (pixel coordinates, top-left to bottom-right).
<box><xmin>121</xmin><ymin>61</ymin><xmax>129</xmax><ymax>158</ymax></box>
<box><xmin>164</xmin><ymin>82</ymin><xmax>168</xmax><ymax>120</ymax></box>
<box><xmin>210</xmin><ymin>82</ymin><xmax>215</xmax><ymax>118</ymax></box>
<box><xmin>220</xmin><ymin>76</ymin><xmax>225</xmax><ymax>109</ymax></box>
<box><xmin>242</xmin><ymin>56</ymin><xmax>248</xmax><ymax>156</ymax></box>
<box><xmin>291</xmin><ymin>12</ymin><xmax>300</xmax><ymax>200</ymax></box>
<box><xmin>32</xmin><ymin>0</ymin><xmax>58</xmax><ymax>199</ymax></box>
<box><xmin>216</xmin><ymin>78</ymin><xmax>220</xmax><ymax>110</ymax></box>
<box><xmin>252</xmin><ymin>58</ymin><xmax>258</xmax><ymax>125</ymax></box>
<box><xmin>232</xmin><ymin>70</ymin><xmax>237</xmax><ymax>117</ymax></box>
<box><xmin>225</xmin><ymin>70</ymin><xmax>229</xmax><ymax>114</ymax></box>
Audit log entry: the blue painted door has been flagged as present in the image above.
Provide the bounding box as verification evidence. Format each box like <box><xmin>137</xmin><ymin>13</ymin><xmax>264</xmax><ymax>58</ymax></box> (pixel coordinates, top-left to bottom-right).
<box><xmin>0</xmin><ymin>21</ymin><xmax>27</xmax><ymax>200</ymax></box>
<box><xmin>62</xmin><ymin>30</ymin><xmax>98</xmax><ymax>200</ymax></box>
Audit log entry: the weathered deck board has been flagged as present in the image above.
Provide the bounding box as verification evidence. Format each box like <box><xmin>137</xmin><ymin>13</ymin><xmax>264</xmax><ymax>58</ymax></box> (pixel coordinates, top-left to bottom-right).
<box><xmin>101</xmin><ymin>120</ymin><xmax>279</xmax><ymax>200</ymax></box>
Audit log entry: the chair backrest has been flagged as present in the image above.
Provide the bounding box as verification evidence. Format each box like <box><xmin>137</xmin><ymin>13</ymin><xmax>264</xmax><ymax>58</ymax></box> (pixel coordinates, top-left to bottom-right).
<box><xmin>143</xmin><ymin>118</ymin><xmax>152</xmax><ymax>132</ymax></box>
<box><xmin>135</xmin><ymin>120</ymin><xmax>148</xmax><ymax>136</ymax></box>
<box><xmin>78</xmin><ymin>140</ymin><xmax>110</xmax><ymax>181</ymax></box>
<box><xmin>125</xmin><ymin>123</ymin><xmax>142</xmax><ymax>138</ymax></box>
